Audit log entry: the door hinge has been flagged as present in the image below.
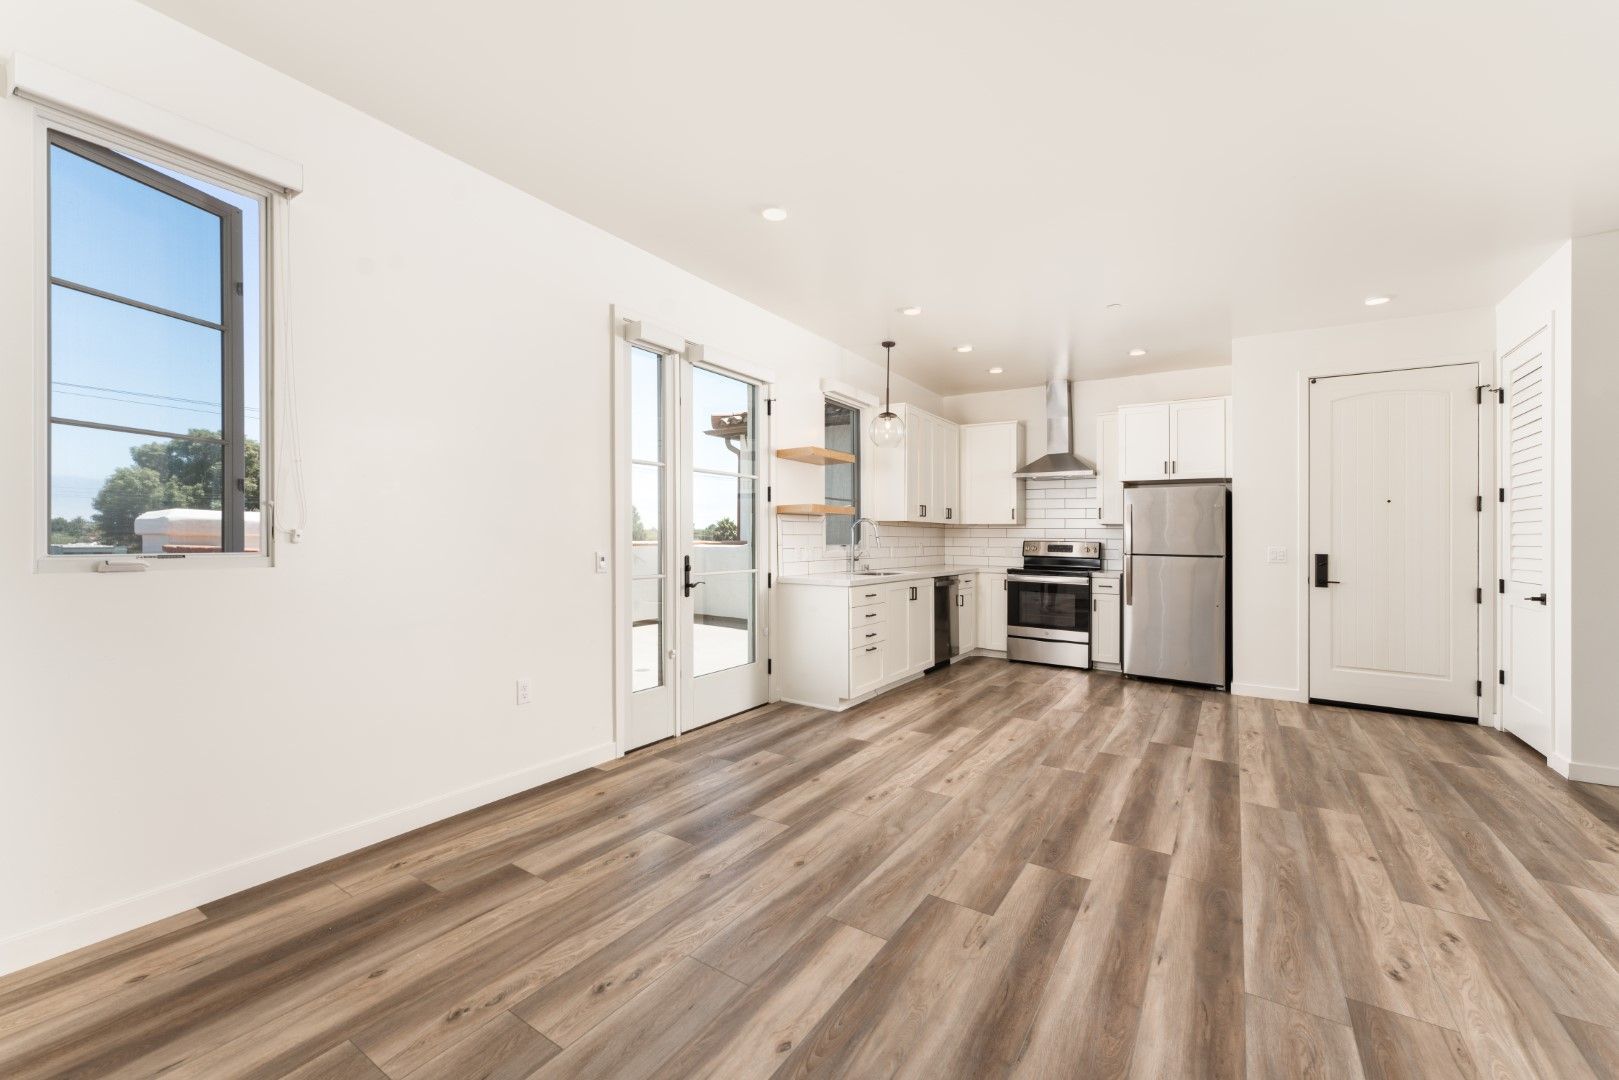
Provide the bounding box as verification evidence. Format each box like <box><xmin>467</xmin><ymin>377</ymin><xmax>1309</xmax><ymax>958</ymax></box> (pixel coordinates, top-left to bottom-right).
<box><xmin>1476</xmin><ymin>680</ymin><xmax>1483</xmax><ymax>697</ymax></box>
<box><xmin>766</xmin><ymin>485</ymin><xmax>772</xmax><ymax>502</ymax></box>
<box><xmin>766</xmin><ymin>398</ymin><xmax>774</xmax><ymax>416</ymax></box>
<box><xmin>1499</xmin><ymin>669</ymin><xmax>1506</xmax><ymax>685</ymax></box>
<box><xmin>1498</xmin><ymin>578</ymin><xmax>1505</xmax><ymax>594</ymax></box>
<box><xmin>1476</xmin><ymin>495</ymin><xmax>1483</xmax><ymax>512</ymax></box>
<box><xmin>767</xmin><ymin>658</ymin><xmax>773</xmax><ymax>675</ymax></box>
<box><xmin>1476</xmin><ymin>384</ymin><xmax>1502</xmax><ymax>405</ymax></box>
<box><xmin>767</xmin><ymin>572</ymin><xmax>773</xmax><ymax>588</ymax></box>
<box><xmin>1498</xmin><ymin>487</ymin><xmax>1505</xmax><ymax>503</ymax></box>
<box><xmin>1476</xmin><ymin>586</ymin><xmax>1483</xmax><ymax>604</ymax></box>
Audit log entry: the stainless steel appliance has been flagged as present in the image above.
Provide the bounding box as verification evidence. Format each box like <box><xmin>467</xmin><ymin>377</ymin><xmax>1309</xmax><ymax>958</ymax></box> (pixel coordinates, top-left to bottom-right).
<box><xmin>934</xmin><ymin>576</ymin><xmax>960</xmax><ymax>668</ymax></box>
<box><xmin>1123</xmin><ymin>482</ymin><xmax>1230</xmax><ymax>688</ymax></box>
<box><xmin>1006</xmin><ymin>539</ymin><xmax>1103</xmax><ymax>668</ymax></box>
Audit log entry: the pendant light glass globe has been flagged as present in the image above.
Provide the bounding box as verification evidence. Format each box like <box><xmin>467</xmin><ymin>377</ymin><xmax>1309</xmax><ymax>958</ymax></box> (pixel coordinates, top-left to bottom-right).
<box><xmin>871</xmin><ymin>339</ymin><xmax>906</xmax><ymax>446</ymax></box>
<box><xmin>871</xmin><ymin>409</ymin><xmax>905</xmax><ymax>447</ymax></box>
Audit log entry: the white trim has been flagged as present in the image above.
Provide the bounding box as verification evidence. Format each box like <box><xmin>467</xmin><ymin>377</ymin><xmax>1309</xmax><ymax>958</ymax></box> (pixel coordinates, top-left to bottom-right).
<box><xmin>622</xmin><ymin>316</ymin><xmax>686</xmax><ymax>354</ymax></box>
<box><xmin>821</xmin><ymin>378</ymin><xmax>879</xmax><ymax>409</ymax></box>
<box><xmin>1554</xmin><ymin>755</ymin><xmax>1619</xmax><ymax>787</ymax></box>
<box><xmin>5</xmin><ymin>53</ymin><xmax>303</xmax><ymax>194</ymax></box>
<box><xmin>1232</xmin><ymin>681</ymin><xmax>1309</xmax><ymax>703</ymax></box>
<box><xmin>0</xmin><ymin>741</ymin><xmax>615</xmax><ymax>977</ymax></box>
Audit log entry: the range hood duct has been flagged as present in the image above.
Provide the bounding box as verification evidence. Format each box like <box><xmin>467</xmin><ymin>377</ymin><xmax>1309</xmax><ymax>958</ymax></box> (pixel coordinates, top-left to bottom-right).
<box><xmin>1014</xmin><ymin>378</ymin><xmax>1097</xmax><ymax>478</ymax></box>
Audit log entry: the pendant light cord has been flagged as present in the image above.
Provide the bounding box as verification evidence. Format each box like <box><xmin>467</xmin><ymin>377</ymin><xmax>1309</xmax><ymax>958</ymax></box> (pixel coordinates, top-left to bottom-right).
<box><xmin>882</xmin><ymin>340</ymin><xmax>896</xmax><ymax>412</ymax></box>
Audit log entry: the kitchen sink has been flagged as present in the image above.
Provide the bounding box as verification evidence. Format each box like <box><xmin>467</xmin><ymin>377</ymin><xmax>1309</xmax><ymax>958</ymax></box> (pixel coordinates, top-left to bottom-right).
<box><xmin>853</xmin><ymin>571</ymin><xmax>906</xmax><ymax>577</ymax></box>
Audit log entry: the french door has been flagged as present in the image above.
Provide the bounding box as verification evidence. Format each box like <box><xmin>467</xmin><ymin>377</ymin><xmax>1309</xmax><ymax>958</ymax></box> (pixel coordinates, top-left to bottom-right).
<box><xmin>1308</xmin><ymin>364</ymin><xmax>1480</xmax><ymax>718</ymax></box>
<box><xmin>624</xmin><ymin>331</ymin><xmax>769</xmax><ymax>751</ymax></box>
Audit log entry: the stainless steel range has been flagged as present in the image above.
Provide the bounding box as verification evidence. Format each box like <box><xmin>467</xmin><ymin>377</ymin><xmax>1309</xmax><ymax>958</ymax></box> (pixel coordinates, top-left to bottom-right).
<box><xmin>1006</xmin><ymin>539</ymin><xmax>1103</xmax><ymax>669</ymax></box>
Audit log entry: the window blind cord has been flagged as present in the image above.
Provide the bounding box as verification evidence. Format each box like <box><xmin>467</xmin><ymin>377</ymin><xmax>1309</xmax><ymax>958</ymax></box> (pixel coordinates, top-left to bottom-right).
<box><xmin>273</xmin><ymin>196</ymin><xmax>308</xmax><ymax>539</ymax></box>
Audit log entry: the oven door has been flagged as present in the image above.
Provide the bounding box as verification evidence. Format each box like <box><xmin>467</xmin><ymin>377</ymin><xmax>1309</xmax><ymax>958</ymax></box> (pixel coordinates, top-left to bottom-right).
<box><xmin>1006</xmin><ymin>574</ymin><xmax>1091</xmax><ymax>642</ymax></box>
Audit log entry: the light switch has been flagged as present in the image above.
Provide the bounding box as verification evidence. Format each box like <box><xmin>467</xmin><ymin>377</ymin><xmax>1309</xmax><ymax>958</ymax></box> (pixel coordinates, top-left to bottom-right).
<box><xmin>595</xmin><ymin>551</ymin><xmax>609</xmax><ymax>574</ymax></box>
<box><xmin>1266</xmin><ymin>546</ymin><xmax>1288</xmax><ymax>565</ymax></box>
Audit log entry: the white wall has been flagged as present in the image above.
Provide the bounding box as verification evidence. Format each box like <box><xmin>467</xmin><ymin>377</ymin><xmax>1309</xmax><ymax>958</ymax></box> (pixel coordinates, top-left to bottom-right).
<box><xmin>1229</xmin><ymin>309</ymin><xmax>1495</xmax><ymax>701</ymax></box>
<box><xmin>0</xmin><ymin>0</ymin><xmax>939</xmax><ymax>974</ymax></box>
<box><xmin>941</xmin><ymin>366</ymin><xmax>1232</xmax><ymax>464</ymax></box>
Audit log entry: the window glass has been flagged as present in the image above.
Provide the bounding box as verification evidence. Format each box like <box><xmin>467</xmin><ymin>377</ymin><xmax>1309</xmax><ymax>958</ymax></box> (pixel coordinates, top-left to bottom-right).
<box><xmin>825</xmin><ymin>399</ymin><xmax>860</xmax><ymax>545</ymax></box>
<box><xmin>689</xmin><ymin>367</ymin><xmax>755</xmax><ymax>475</ymax></box>
<box><xmin>46</xmin><ymin>133</ymin><xmax>262</xmax><ymax>557</ymax></box>
<box><xmin>49</xmin><ymin>144</ymin><xmax>224</xmax><ymax>322</ymax></box>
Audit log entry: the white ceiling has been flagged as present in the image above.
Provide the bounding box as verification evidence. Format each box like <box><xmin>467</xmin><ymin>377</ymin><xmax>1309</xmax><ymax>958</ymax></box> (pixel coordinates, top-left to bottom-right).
<box><xmin>141</xmin><ymin>0</ymin><xmax>1619</xmax><ymax>395</ymax></box>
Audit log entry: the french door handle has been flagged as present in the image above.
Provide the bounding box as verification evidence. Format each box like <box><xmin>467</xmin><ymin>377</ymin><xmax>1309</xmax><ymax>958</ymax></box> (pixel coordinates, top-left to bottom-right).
<box><xmin>1526</xmin><ymin>593</ymin><xmax>1548</xmax><ymax>605</ymax></box>
<box><xmin>1313</xmin><ymin>554</ymin><xmax>1340</xmax><ymax>588</ymax></box>
<box><xmin>683</xmin><ymin>554</ymin><xmax>703</xmax><ymax>597</ymax></box>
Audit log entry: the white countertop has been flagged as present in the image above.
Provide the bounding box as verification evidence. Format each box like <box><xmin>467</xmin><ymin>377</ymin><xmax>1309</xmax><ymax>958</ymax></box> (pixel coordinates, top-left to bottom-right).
<box><xmin>778</xmin><ymin>564</ymin><xmax>987</xmax><ymax>588</ymax></box>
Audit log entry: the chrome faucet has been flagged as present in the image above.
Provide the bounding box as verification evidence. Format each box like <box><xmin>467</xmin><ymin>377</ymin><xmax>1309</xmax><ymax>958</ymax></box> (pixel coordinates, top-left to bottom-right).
<box><xmin>849</xmin><ymin>517</ymin><xmax>881</xmax><ymax>576</ymax></box>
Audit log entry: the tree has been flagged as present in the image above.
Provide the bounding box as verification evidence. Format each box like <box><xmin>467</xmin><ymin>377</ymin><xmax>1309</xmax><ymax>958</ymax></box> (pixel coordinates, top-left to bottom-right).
<box><xmin>49</xmin><ymin>516</ymin><xmax>92</xmax><ymax>546</ymax></box>
<box><xmin>694</xmin><ymin>517</ymin><xmax>739</xmax><ymax>542</ymax></box>
<box><xmin>88</xmin><ymin>431</ymin><xmax>261</xmax><ymax>550</ymax></box>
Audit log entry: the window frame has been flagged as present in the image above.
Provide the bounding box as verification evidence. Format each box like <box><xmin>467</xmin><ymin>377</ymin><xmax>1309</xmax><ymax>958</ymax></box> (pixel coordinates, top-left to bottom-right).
<box><xmin>823</xmin><ymin>395</ymin><xmax>862</xmax><ymax>545</ymax></box>
<box><xmin>34</xmin><ymin>110</ymin><xmax>279</xmax><ymax>572</ymax></box>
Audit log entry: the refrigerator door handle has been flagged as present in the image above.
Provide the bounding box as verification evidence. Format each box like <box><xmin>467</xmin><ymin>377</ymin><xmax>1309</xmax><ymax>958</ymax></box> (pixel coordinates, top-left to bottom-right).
<box><xmin>1124</xmin><ymin>555</ymin><xmax>1132</xmax><ymax>606</ymax></box>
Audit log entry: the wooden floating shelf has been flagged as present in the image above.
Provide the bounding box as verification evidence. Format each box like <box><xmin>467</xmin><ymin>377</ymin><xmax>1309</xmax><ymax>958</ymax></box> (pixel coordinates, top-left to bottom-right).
<box><xmin>775</xmin><ymin>446</ymin><xmax>857</xmax><ymax>466</ymax></box>
<box><xmin>776</xmin><ymin>503</ymin><xmax>856</xmax><ymax>516</ymax></box>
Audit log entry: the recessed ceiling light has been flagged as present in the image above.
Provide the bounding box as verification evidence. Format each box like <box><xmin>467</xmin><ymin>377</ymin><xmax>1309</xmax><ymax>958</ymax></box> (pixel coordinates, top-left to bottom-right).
<box><xmin>988</xmin><ymin>367</ymin><xmax>1004</xmax><ymax>374</ymax></box>
<box><xmin>900</xmin><ymin>306</ymin><xmax>922</xmax><ymax>316</ymax></box>
<box><xmin>1364</xmin><ymin>295</ymin><xmax>1392</xmax><ymax>306</ymax></box>
<box><xmin>760</xmin><ymin>207</ymin><xmax>788</xmax><ymax>222</ymax></box>
<box><xmin>1106</xmin><ymin>302</ymin><xmax>1123</xmax><ymax>310</ymax></box>
<box><xmin>1129</xmin><ymin>348</ymin><xmax>1148</xmax><ymax>357</ymax></box>
<box><xmin>955</xmin><ymin>344</ymin><xmax>973</xmax><ymax>353</ymax></box>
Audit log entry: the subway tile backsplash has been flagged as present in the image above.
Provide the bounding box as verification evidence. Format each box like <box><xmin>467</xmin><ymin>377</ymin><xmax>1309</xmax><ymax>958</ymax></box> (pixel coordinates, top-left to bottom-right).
<box><xmin>777</xmin><ymin>478</ymin><xmax>1123</xmax><ymax>577</ymax></box>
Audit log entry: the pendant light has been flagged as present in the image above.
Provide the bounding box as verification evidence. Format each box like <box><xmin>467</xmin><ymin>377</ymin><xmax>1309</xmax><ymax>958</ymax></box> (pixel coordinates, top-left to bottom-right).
<box><xmin>871</xmin><ymin>340</ymin><xmax>905</xmax><ymax>447</ymax></box>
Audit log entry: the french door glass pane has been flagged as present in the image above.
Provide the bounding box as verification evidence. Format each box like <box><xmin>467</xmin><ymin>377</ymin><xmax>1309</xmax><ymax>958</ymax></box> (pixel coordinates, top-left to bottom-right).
<box><xmin>629</xmin><ymin>346</ymin><xmax>662</xmax><ymax>463</ymax></box>
<box><xmin>631</xmin><ymin>464</ymin><xmax>663</xmax><ymax>575</ymax></box>
<box><xmin>49</xmin><ymin>144</ymin><xmax>224</xmax><ymax>323</ymax></box>
<box><xmin>689</xmin><ymin>366</ymin><xmax>755</xmax><ymax>475</ymax></box>
<box><xmin>631</xmin><ymin>578</ymin><xmax>663</xmax><ymax>692</ymax></box>
<box><xmin>691</xmin><ymin>473</ymin><xmax>755</xmax><ymax>573</ymax></box>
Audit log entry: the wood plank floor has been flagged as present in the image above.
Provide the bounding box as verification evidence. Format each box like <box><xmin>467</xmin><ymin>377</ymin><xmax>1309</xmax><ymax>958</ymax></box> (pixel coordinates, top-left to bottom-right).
<box><xmin>8</xmin><ymin>658</ymin><xmax>1619</xmax><ymax>1078</ymax></box>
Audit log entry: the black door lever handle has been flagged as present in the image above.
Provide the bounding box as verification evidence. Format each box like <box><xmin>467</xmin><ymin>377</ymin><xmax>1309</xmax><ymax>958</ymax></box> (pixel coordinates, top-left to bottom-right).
<box><xmin>1527</xmin><ymin>593</ymin><xmax>1547</xmax><ymax>605</ymax></box>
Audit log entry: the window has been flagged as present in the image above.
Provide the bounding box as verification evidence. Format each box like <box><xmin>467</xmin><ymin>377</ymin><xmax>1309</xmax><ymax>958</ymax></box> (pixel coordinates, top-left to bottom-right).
<box><xmin>824</xmin><ymin>398</ymin><xmax>860</xmax><ymax>545</ymax></box>
<box><xmin>45</xmin><ymin>129</ymin><xmax>265</xmax><ymax>559</ymax></box>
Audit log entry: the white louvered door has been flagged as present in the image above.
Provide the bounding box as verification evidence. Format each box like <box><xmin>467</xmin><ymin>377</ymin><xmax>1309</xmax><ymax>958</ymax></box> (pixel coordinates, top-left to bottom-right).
<box><xmin>1500</xmin><ymin>326</ymin><xmax>1554</xmax><ymax>754</ymax></box>
<box><xmin>1308</xmin><ymin>365</ymin><xmax>1480</xmax><ymax>717</ymax></box>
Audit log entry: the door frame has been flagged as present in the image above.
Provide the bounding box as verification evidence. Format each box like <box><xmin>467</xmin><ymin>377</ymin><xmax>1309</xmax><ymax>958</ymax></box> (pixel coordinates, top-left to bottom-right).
<box><xmin>1300</xmin><ymin>360</ymin><xmax>1497</xmax><ymax>723</ymax></box>
<box><xmin>609</xmin><ymin>306</ymin><xmax>776</xmax><ymax>756</ymax></box>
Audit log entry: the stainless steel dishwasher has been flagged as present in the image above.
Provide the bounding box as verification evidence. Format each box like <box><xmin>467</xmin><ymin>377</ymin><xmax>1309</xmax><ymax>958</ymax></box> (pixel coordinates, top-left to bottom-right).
<box><xmin>933</xmin><ymin>576</ymin><xmax>959</xmax><ymax>669</ymax></box>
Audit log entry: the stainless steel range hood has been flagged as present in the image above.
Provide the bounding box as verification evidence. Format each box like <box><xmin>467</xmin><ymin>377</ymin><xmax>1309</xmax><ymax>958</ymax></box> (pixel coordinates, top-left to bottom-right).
<box><xmin>1014</xmin><ymin>378</ymin><xmax>1096</xmax><ymax>478</ymax></box>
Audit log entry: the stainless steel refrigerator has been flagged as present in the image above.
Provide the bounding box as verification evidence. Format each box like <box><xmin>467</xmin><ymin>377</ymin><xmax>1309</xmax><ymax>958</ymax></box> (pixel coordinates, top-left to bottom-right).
<box><xmin>1123</xmin><ymin>482</ymin><xmax>1230</xmax><ymax>688</ymax></box>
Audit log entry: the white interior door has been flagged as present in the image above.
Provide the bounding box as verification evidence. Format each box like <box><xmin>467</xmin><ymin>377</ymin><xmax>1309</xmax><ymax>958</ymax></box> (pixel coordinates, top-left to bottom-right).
<box><xmin>624</xmin><ymin>341</ymin><xmax>769</xmax><ymax>750</ymax></box>
<box><xmin>1500</xmin><ymin>326</ymin><xmax>1554</xmax><ymax>753</ymax></box>
<box><xmin>1309</xmin><ymin>365</ymin><xmax>1480</xmax><ymax>717</ymax></box>
<box><xmin>678</xmin><ymin>362</ymin><xmax>769</xmax><ymax>732</ymax></box>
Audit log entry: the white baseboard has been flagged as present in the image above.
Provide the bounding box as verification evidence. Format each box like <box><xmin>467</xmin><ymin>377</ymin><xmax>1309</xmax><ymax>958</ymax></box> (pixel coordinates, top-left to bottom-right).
<box><xmin>1230</xmin><ymin>682</ymin><xmax>1308</xmax><ymax>703</ymax></box>
<box><xmin>1561</xmin><ymin>756</ymin><xmax>1619</xmax><ymax>787</ymax></box>
<box><xmin>0</xmin><ymin>741</ymin><xmax>616</xmax><ymax>978</ymax></box>
<box><xmin>1548</xmin><ymin>751</ymin><xmax>1573</xmax><ymax>779</ymax></box>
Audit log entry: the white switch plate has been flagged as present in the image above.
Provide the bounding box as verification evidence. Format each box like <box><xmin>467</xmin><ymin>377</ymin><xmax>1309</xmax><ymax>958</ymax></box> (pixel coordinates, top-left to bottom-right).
<box><xmin>1266</xmin><ymin>546</ymin><xmax>1288</xmax><ymax>564</ymax></box>
<box><xmin>595</xmin><ymin>551</ymin><xmax>609</xmax><ymax>574</ymax></box>
<box><xmin>516</xmin><ymin>678</ymin><xmax>532</xmax><ymax>706</ymax></box>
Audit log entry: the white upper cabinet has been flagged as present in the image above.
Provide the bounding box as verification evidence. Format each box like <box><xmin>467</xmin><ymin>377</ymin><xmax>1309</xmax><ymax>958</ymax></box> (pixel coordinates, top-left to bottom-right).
<box><xmin>1095</xmin><ymin>412</ymin><xmax>1123</xmax><ymax>525</ymax></box>
<box><xmin>960</xmin><ymin>421</ymin><xmax>1025</xmax><ymax>525</ymax></box>
<box><xmin>1118</xmin><ymin>403</ymin><xmax>1173</xmax><ymax>482</ymax></box>
<box><xmin>1117</xmin><ymin>396</ymin><xmax>1230</xmax><ymax>481</ymax></box>
<box><xmin>870</xmin><ymin>405</ymin><xmax>960</xmax><ymax>524</ymax></box>
<box><xmin>1169</xmin><ymin>398</ymin><xmax>1228</xmax><ymax>478</ymax></box>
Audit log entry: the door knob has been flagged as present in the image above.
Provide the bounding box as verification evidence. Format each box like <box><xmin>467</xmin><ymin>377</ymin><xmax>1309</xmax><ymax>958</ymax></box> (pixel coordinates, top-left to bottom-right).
<box><xmin>1526</xmin><ymin>593</ymin><xmax>1548</xmax><ymax>605</ymax></box>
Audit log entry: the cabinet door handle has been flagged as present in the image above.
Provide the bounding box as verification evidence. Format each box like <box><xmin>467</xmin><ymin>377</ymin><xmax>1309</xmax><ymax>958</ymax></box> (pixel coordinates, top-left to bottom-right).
<box><xmin>1010</xmin><ymin>508</ymin><xmax>1015</xmax><ymax>521</ymax></box>
<box><xmin>1171</xmin><ymin>460</ymin><xmax>1177</xmax><ymax>474</ymax></box>
<box><xmin>1163</xmin><ymin>460</ymin><xmax>1169</xmax><ymax>476</ymax></box>
<box><xmin>920</xmin><ymin>504</ymin><xmax>927</xmax><ymax>518</ymax></box>
<box><xmin>909</xmin><ymin>586</ymin><xmax>917</xmax><ymax>600</ymax></box>
<box><xmin>865</xmin><ymin>645</ymin><xmax>877</xmax><ymax>652</ymax></box>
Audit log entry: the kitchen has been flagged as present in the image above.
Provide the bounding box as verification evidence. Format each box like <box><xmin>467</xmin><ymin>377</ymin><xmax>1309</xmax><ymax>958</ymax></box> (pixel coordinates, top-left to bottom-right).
<box><xmin>774</xmin><ymin>369</ymin><xmax>1231</xmax><ymax>712</ymax></box>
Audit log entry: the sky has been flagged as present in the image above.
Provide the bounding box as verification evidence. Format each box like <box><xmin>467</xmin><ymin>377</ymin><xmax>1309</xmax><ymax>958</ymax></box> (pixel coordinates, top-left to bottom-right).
<box><xmin>48</xmin><ymin>143</ymin><xmax>261</xmax><ymax>522</ymax></box>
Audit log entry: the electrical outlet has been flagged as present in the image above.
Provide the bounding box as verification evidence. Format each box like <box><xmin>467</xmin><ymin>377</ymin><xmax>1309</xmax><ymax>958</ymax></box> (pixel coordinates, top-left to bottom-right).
<box><xmin>515</xmin><ymin>678</ymin><xmax>532</xmax><ymax>706</ymax></box>
<box><xmin>595</xmin><ymin>551</ymin><xmax>609</xmax><ymax>574</ymax></box>
<box><xmin>1266</xmin><ymin>546</ymin><xmax>1288</xmax><ymax>565</ymax></box>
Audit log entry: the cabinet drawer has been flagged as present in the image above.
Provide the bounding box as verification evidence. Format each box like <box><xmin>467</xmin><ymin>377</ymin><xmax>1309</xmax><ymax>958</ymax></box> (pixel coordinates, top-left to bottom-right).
<box><xmin>850</xmin><ymin>587</ymin><xmax>885</xmax><ymax>608</ymax></box>
<box><xmin>849</xmin><ymin>605</ymin><xmax>886</xmax><ymax>629</ymax></box>
<box><xmin>851</xmin><ymin>624</ymin><xmax>887</xmax><ymax>649</ymax></box>
<box><xmin>1092</xmin><ymin>576</ymin><xmax>1120</xmax><ymax>596</ymax></box>
<box><xmin>850</xmin><ymin>641</ymin><xmax>885</xmax><ymax>695</ymax></box>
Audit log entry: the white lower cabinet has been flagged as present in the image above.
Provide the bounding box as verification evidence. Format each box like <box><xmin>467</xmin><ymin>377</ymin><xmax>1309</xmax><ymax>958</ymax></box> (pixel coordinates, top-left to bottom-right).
<box><xmin>777</xmin><ymin>575</ymin><xmax>953</xmax><ymax>710</ymax></box>
<box><xmin>850</xmin><ymin>639</ymin><xmax>885</xmax><ymax>696</ymax></box>
<box><xmin>978</xmin><ymin>571</ymin><xmax>1007</xmax><ymax>651</ymax></box>
<box><xmin>881</xmin><ymin>583</ymin><xmax>912</xmax><ymax>683</ymax></box>
<box><xmin>957</xmin><ymin>578</ymin><xmax>977</xmax><ymax>654</ymax></box>
<box><xmin>1091</xmin><ymin>573</ymin><xmax>1121</xmax><ymax>665</ymax></box>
